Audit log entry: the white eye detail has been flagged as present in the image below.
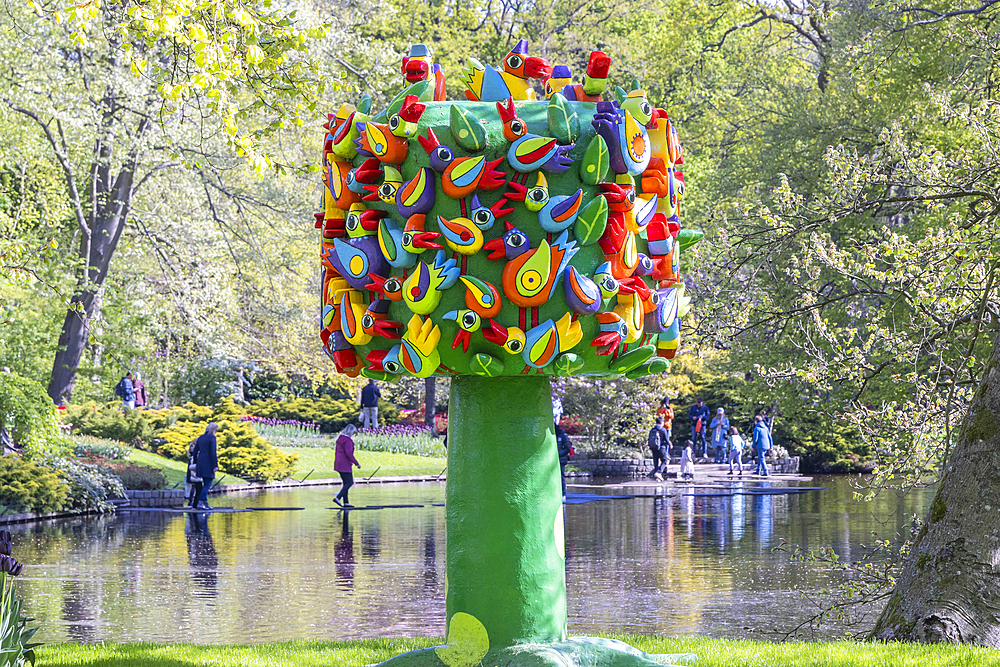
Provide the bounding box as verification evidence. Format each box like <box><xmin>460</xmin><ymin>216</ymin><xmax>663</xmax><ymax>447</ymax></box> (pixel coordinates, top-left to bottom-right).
<box><xmin>345</xmin><ymin>171</ymin><xmax>356</xmax><ymax>185</ymax></box>
<box><xmin>402</xmin><ymin>232</ymin><xmax>413</xmax><ymax>245</ymax></box>
<box><xmin>529</xmin><ymin>189</ymin><xmax>546</xmax><ymax>202</ymax></box>
<box><xmin>640</xmin><ymin>102</ymin><xmax>651</xmax><ymax>116</ymax></box>
<box><xmin>384</xmin><ymin>361</ymin><xmax>400</xmax><ymax>373</ymax></box>
<box><xmin>626</xmin><ymin>190</ymin><xmax>636</xmax><ymax>205</ymax></box>
<box><xmin>462</xmin><ymin>312</ymin><xmax>478</xmax><ymax>328</ymax></box>
<box><xmin>508</xmin><ymin>233</ymin><xmax>525</xmax><ymax>247</ymax></box>
<box><xmin>379</xmin><ymin>183</ymin><xmax>394</xmax><ymax>198</ymax></box>
<box><xmin>509</xmin><ymin>120</ymin><xmax>525</xmax><ymax>135</ymax></box>
<box><xmin>507</xmin><ymin>340</ymin><xmax>523</xmax><ymax>352</ymax></box>
<box><xmin>346</xmin><ymin>215</ymin><xmax>360</xmax><ymax>230</ymax></box>
<box><xmin>388</xmin><ymin>115</ymin><xmax>400</xmax><ymax>130</ymax></box>
<box><xmin>385</xmin><ymin>278</ymin><xmax>402</xmax><ymax>293</ymax></box>
<box><xmin>474</xmin><ymin>210</ymin><xmax>491</xmax><ymax>224</ymax></box>
<box><xmin>362</xmin><ymin>314</ymin><xmax>374</xmax><ymax>328</ymax></box>
<box><xmin>507</xmin><ymin>54</ymin><xmax>523</xmax><ymax>69</ymax></box>
<box><xmin>436</xmin><ymin>147</ymin><xmax>453</xmax><ymax>162</ymax></box>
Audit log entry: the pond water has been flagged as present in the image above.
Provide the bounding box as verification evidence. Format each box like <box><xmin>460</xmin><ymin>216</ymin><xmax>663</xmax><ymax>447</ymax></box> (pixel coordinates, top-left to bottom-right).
<box><xmin>8</xmin><ymin>476</ymin><xmax>931</xmax><ymax>644</ymax></box>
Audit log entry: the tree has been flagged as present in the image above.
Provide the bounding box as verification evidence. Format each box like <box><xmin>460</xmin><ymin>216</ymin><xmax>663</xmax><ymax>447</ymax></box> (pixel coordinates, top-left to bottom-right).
<box><xmin>318</xmin><ymin>54</ymin><xmax>695</xmax><ymax>664</ymax></box>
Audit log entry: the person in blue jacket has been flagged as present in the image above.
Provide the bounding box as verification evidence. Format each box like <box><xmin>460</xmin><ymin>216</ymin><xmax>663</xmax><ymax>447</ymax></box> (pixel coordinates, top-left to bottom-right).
<box><xmin>688</xmin><ymin>398</ymin><xmax>710</xmax><ymax>457</ymax></box>
<box><xmin>752</xmin><ymin>415</ymin><xmax>773</xmax><ymax>476</ymax></box>
<box><xmin>192</xmin><ymin>422</ymin><xmax>219</xmax><ymax>509</ymax></box>
<box><xmin>709</xmin><ymin>408</ymin><xmax>730</xmax><ymax>464</ymax></box>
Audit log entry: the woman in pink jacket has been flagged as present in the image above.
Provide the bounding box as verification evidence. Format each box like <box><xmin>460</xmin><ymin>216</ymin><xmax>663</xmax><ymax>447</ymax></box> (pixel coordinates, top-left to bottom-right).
<box><xmin>333</xmin><ymin>424</ymin><xmax>361</xmax><ymax>507</ymax></box>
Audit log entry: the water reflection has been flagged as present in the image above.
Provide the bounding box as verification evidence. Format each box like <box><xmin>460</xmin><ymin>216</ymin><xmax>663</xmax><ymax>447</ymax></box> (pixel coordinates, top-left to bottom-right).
<box><xmin>8</xmin><ymin>477</ymin><xmax>931</xmax><ymax>644</ymax></box>
<box><xmin>185</xmin><ymin>513</ymin><xmax>218</xmax><ymax>599</ymax></box>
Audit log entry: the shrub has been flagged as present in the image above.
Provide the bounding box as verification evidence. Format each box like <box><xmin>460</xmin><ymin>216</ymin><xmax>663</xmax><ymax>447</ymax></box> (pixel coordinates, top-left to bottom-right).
<box><xmin>0</xmin><ymin>455</ymin><xmax>69</xmax><ymax>513</ymax></box>
<box><xmin>101</xmin><ymin>462</ymin><xmax>168</xmax><ymax>490</ymax></box>
<box><xmin>63</xmin><ymin>402</ymin><xmax>155</xmax><ymax>445</ymax></box>
<box><xmin>157</xmin><ymin>419</ymin><xmax>297</xmax><ymax>482</ymax></box>
<box><xmin>39</xmin><ymin>457</ymin><xmax>126</xmax><ymax>512</ymax></box>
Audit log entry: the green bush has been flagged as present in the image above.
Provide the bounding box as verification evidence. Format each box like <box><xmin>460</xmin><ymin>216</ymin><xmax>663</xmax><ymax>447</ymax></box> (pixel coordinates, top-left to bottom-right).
<box><xmin>0</xmin><ymin>371</ymin><xmax>60</xmax><ymax>451</ymax></box>
<box><xmin>101</xmin><ymin>462</ymin><xmax>168</xmax><ymax>490</ymax></box>
<box><xmin>780</xmin><ymin>410</ymin><xmax>873</xmax><ymax>474</ymax></box>
<box><xmin>72</xmin><ymin>436</ymin><xmax>130</xmax><ymax>460</ymax></box>
<box><xmin>39</xmin><ymin>456</ymin><xmax>126</xmax><ymax>512</ymax></box>
<box><xmin>63</xmin><ymin>402</ymin><xmax>155</xmax><ymax>445</ymax></box>
<box><xmin>248</xmin><ymin>396</ymin><xmax>400</xmax><ymax>433</ymax></box>
<box><xmin>157</xmin><ymin>418</ymin><xmax>297</xmax><ymax>483</ymax></box>
<box><xmin>0</xmin><ymin>455</ymin><xmax>69</xmax><ymax>513</ymax></box>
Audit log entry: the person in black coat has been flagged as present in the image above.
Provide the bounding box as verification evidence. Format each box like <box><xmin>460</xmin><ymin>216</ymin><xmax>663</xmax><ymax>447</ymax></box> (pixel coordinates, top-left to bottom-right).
<box><xmin>192</xmin><ymin>422</ymin><xmax>219</xmax><ymax>510</ymax></box>
<box><xmin>555</xmin><ymin>423</ymin><xmax>572</xmax><ymax>498</ymax></box>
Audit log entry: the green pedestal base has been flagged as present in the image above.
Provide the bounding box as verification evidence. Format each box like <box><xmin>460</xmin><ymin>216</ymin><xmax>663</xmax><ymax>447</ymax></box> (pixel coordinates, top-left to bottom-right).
<box><xmin>375</xmin><ymin>636</ymin><xmax>696</xmax><ymax>666</ymax></box>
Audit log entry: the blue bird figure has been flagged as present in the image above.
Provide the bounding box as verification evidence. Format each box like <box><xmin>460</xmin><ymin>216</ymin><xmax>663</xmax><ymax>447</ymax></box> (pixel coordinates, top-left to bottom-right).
<box><xmin>377</xmin><ymin>218</ymin><xmax>419</xmax><ymax>269</ymax></box>
<box><xmin>497</xmin><ymin>98</ymin><xmax>574</xmax><ymax>174</ymax></box>
<box><xmin>506</xmin><ymin>173</ymin><xmax>583</xmax><ymax>233</ymax></box>
<box><xmin>322</xmin><ymin>236</ymin><xmax>389</xmax><ymax>292</ymax></box>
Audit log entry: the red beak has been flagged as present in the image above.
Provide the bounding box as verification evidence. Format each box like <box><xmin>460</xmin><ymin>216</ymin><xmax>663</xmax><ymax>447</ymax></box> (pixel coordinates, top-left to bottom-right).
<box><xmin>366</xmin><ymin>349</ymin><xmax>388</xmax><ymax>370</ymax></box>
<box><xmin>483</xmin><ymin>237</ymin><xmax>506</xmax><ymax>261</ymax></box>
<box><xmin>523</xmin><ymin>56</ymin><xmax>552</xmax><ymax>80</ymax></box>
<box><xmin>373</xmin><ymin>319</ymin><xmax>403</xmax><ymax>339</ymax></box>
<box><xmin>451</xmin><ymin>329</ymin><xmax>471</xmax><ymax>352</ymax></box>
<box><xmin>482</xmin><ymin>320</ymin><xmax>506</xmax><ymax>345</ymax></box>
<box><xmin>411</xmin><ymin>231</ymin><xmax>443</xmax><ymax>250</ymax></box>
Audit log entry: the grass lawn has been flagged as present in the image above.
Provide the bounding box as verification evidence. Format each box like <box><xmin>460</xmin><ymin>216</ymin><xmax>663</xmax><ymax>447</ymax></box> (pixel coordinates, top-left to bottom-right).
<box><xmin>126</xmin><ymin>448</ymin><xmax>248</xmax><ymax>486</ymax></box>
<box><xmin>281</xmin><ymin>446</ymin><xmax>447</xmax><ymax>479</ymax></box>
<box><xmin>37</xmin><ymin>635</ymin><xmax>1000</xmax><ymax>666</ymax></box>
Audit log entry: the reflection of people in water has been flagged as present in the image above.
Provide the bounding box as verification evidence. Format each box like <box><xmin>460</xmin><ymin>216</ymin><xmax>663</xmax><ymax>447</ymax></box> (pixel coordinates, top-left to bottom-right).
<box><xmin>334</xmin><ymin>511</ymin><xmax>355</xmax><ymax>588</ymax></box>
<box><xmin>185</xmin><ymin>513</ymin><xmax>218</xmax><ymax>598</ymax></box>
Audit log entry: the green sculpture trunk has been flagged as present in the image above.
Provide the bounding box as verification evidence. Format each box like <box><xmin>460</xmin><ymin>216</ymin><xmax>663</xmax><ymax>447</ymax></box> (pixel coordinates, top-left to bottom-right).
<box><xmin>446</xmin><ymin>375</ymin><xmax>566</xmax><ymax>648</ymax></box>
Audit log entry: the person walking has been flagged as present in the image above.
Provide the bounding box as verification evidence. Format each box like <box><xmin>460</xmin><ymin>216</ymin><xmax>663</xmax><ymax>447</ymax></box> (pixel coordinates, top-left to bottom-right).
<box><xmin>114</xmin><ymin>372</ymin><xmax>136</xmax><ymax>410</ymax></box>
<box><xmin>752</xmin><ymin>415</ymin><xmax>772</xmax><ymax>476</ymax></box>
<box><xmin>646</xmin><ymin>416</ymin><xmax>670</xmax><ymax>482</ymax></box>
<box><xmin>359</xmin><ymin>380</ymin><xmax>381</xmax><ymax>429</ymax></box>
<box><xmin>679</xmin><ymin>439</ymin><xmax>695</xmax><ymax>480</ymax></box>
<box><xmin>555</xmin><ymin>421</ymin><xmax>572</xmax><ymax>497</ymax></box>
<box><xmin>727</xmin><ymin>426</ymin><xmax>745</xmax><ymax>476</ymax></box>
<box><xmin>191</xmin><ymin>422</ymin><xmax>219</xmax><ymax>509</ymax></box>
<box><xmin>709</xmin><ymin>408</ymin><xmax>730</xmax><ymax>464</ymax></box>
<box><xmin>186</xmin><ymin>436</ymin><xmax>203</xmax><ymax>507</ymax></box>
<box><xmin>656</xmin><ymin>398</ymin><xmax>674</xmax><ymax>453</ymax></box>
<box><xmin>688</xmin><ymin>398</ymin><xmax>710</xmax><ymax>457</ymax></box>
<box><xmin>133</xmin><ymin>373</ymin><xmax>148</xmax><ymax>409</ymax></box>
<box><xmin>333</xmin><ymin>424</ymin><xmax>361</xmax><ymax>507</ymax></box>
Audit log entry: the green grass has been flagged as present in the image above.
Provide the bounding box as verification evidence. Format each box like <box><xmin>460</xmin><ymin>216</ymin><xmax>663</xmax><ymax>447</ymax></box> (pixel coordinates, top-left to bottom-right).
<box><xmin>36</xmin><ymin>636</ymin><xmax>1000</xmax><ymax>666</ymax></box>
<box><xmin>126</xmin><ymin>448</ymin><xmax>248</xmax><ymax>486</ymax></box>
<box><xmin>281</xmin><ymin>446</ymin><xmax>447</xmax><ymax>479</ymax></box>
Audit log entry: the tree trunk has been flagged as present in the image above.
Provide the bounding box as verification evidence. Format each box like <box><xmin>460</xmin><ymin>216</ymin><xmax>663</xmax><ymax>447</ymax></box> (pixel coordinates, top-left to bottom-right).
<box><xmin>425</xmin><ymin>377</ymin><xmax>437</xmax><ymax>436</ymax></box>
<box><xmin>377</xmin><ymin>376</ymin><xmax>688</xmax><ymax>666</ymax></box>
<box><xmin>871</xmin><ymin>334</ymin><xmax>1000</xmax><ymax>645</ymax></box>
<box><xmin>47</xmin><ymin>290</ymin><xmax>101</xmax><ymax>405</ymax></box>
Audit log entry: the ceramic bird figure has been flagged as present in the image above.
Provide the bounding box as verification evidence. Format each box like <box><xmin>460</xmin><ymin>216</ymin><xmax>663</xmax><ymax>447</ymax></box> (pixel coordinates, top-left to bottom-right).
<box><xmin>417</xmin><ymin>128</ymin><xmax>506</xmax><ymax>199</ymax></box>
<box><xmin>401</xmin><ymin>44</ymin><xmax>431</xmax><ymax>84</ymax></box>
<box><xmin>362</xmin><ymin>299</ymin><xmax>403</xmax><ymax>339</ymax></box>
<box><xmin>365</xmin><ymin>274</ymin><xmax>404</xmax><ymax>302</ymax></box>
<box><xmin>346</xmin><ymin>204</ymin><xmax>385</xmax><ymax>238</ymax></box>
<box><xmin>593</xmin><ymin>261</ymin><xmax>620</xmax><ymax>300</ymax></box>
<box><xmin>592</xmin><ymin>97</ymin><xmax>652</xmax><ymax>177</ymax></box>
<box><xmin>543</xmin><ymin>65</ymin><xmax>573</xmax><ymax>99</ymax></box>
<box><xmin>505</xmin><ymin>174</ymin><xmax>583</xmax><ymax>234</ymax></box>
<box><xmin>483</xmin><ymin>222</ymin><xmax>579</xmax><ymax>308</ymax></box>
<box><xmin>395</xmin><ymin>167</ymin><xmax>436</xmax><ymax>219</ymax></box>
<box><xmin>468</xmin><ymin>193</ymin><xmax>513</xmax><ymax>232</ymax></box>
<box><xmin>481</xmin><ymin>321</ymin><xmax>526</xmax><ymax>355</ymax></box>
<box><xmin>364</xmin><ymin>165</ymin><xmax>403</xmax><ymax>205</ymax></box>
<box><xmin>520</xmin><ymin>313</ymin><xmax>583</xmax><ymax>369</ymax></box>
<box><xmin>366</xmin><ymin>344</ymin><xmax>402</xmax><ymax>374</ymax></box>
<box><xmin>402</xmin><ymin>250</ymin><xmax>461</xmax><ymax>315</ymax></box>
<box><xmin>460</xmin><ymin>40</ymin><xmax>552</xmax><ymax>102</ymax></box>
<box><xmin>400</xmin><ymin>314</ymin><xmax>441</xmax><ymax>377</ymax></box>
<box><xmin>377</xmin><ymin>218</ymin><xmax>419</xmax><ymax>269</ymax></box>
<box><xmin>592</xmin><ymin>311</ymin><xmax>629</xmax><ymax>354</ymax></box>
<box><xmin>443</xmin><ymin>308</ymin><xmax>482</xmax><ymax>352</ymax></box>
<box><xmin>563</xmin><ymin>265</ymin><xmax>602</xmax><ymax>315</ymax></box>
<box><xmin>561</xmin><ymin>50</ymin><xmax>612</xmax><ymax>103</ymax></box>
<box><xmin>437</xmin><ymin>214</ymin><xmax>484</xmax><ymax>255</ymax></box>
<box><xmin>401</xmin><ymin>214</ymin><xmax>443</xmax><ymax>255</ymax></box>
<box><xmin>497</xmin><ymin>98</ymin><xmax>574</xmax><ymax>174</ymax></box>
<box><xmin>323</xmin><ymin>236</ymin><xmax>389</xmax><ymax>291</ymax></box>
<box><xmin>386</xmin><ymin>94</ymin><xmax>426</xmax><ymax>139</ymax></box>
<box><xmin>356</xmin><ymin>121</ymin><xmax>409</xmax><ymax>165</ymax></box>
<box><xmin>339</xmin><ymin>290</ymin><xmax>372</xmax><ymax>346</ymax></box>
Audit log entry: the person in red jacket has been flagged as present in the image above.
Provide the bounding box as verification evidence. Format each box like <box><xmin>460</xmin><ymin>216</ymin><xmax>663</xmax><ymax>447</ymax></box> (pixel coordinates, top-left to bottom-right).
<box><xmin>333</xmin><ymin>424</ymin><xmax>361</xmax><ymax>507</ymax></box>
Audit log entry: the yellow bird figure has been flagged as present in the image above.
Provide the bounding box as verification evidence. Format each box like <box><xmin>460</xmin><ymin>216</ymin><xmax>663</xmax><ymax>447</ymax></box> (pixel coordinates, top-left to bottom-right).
<box><xmin>400</xmin><ymin>314</ymin><xmax>441</xmax><ymax>378</ymax></box>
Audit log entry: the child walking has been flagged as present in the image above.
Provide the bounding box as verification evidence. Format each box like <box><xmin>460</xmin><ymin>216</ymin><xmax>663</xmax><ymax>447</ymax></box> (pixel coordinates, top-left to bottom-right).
<box><xmin>727</xmin><ymin>426</ymin><xmax>744</xmax><ymax>476</ymax></box>
<box><xmin>679</xmin><ymin>439</ymin><xmax>695</xmax><ymax>480</ymax></box>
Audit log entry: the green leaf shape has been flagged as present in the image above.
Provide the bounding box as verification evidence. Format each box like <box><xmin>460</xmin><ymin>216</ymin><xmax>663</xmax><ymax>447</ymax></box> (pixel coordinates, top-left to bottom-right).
<box><xmin>450</xmin><ymin>106</ymin><xmax>488</xmax><ymax>152</ymax></box>
<box><xmin>580</xmin><ymin>134</ymin><xmax>609</xmax><ymax>185</ymax></box>
<box><xmin>470</xmin><ymin>352</ymin><xmax>504</xmax><ymax>377</ymax></box>
<box><xmin>625</xmin><ymin>356</ymin><xmax>670</xmax><ymax>379</ymax></box>
<box><xmin>677</xmin><ymin>228</ymin><xmax>704</xmax><ymax>251</ymax></box>
<box><xmin>609</xmin><ymin>345</ymin><xmax>656</xmax><ymax>373</ymax></box>
<box><xmin>574</xmin><ymin>196</ymin><xmax>609</xmax><ymax>246</ymax></box>
<box><xmin>356</xmin><ymin>93</ymin><xmax>372</xmax><ymax>115</ymax></box>
<box><xmin>553</xmin><ymin>352</ymin><xmax>585</xmax><ymax>376</ymax></box>
<box><xmin>546</xmin><ymin>93</ymin><xmax>579</xmax><ymax>145</ymax></box>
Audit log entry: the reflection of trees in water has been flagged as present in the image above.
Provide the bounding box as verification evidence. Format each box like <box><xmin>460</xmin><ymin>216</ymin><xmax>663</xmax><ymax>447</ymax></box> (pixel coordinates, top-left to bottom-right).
<box><xmin>361</xmin><ymin>524</ymin><xmax>380</xmax><ymax>560</ymax></box>
<box><xmin>335</xmin><ymin>512</ymin><xmax>355</xmax><ymax>589</ymax></box>
<box><xmin>185</xmin><ymin>513</ymin><xmax>218</xmax><ymax>598</ymax></box>
<box><xmin>62</xmin><ymin>579</ymin><xmax>96</xmax><ymax>642</ymax></box>
<box><xmin>422</xmin><ymin>525</ymin><xmax>437</xmax><ymax>596</ymax></box>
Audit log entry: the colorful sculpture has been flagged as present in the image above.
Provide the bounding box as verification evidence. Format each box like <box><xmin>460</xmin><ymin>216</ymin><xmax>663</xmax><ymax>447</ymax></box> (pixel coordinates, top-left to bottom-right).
<box><xmin>315</xmin><ymin>42</ymin><xmax>701</xmax><ymax>666</ymax></box>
